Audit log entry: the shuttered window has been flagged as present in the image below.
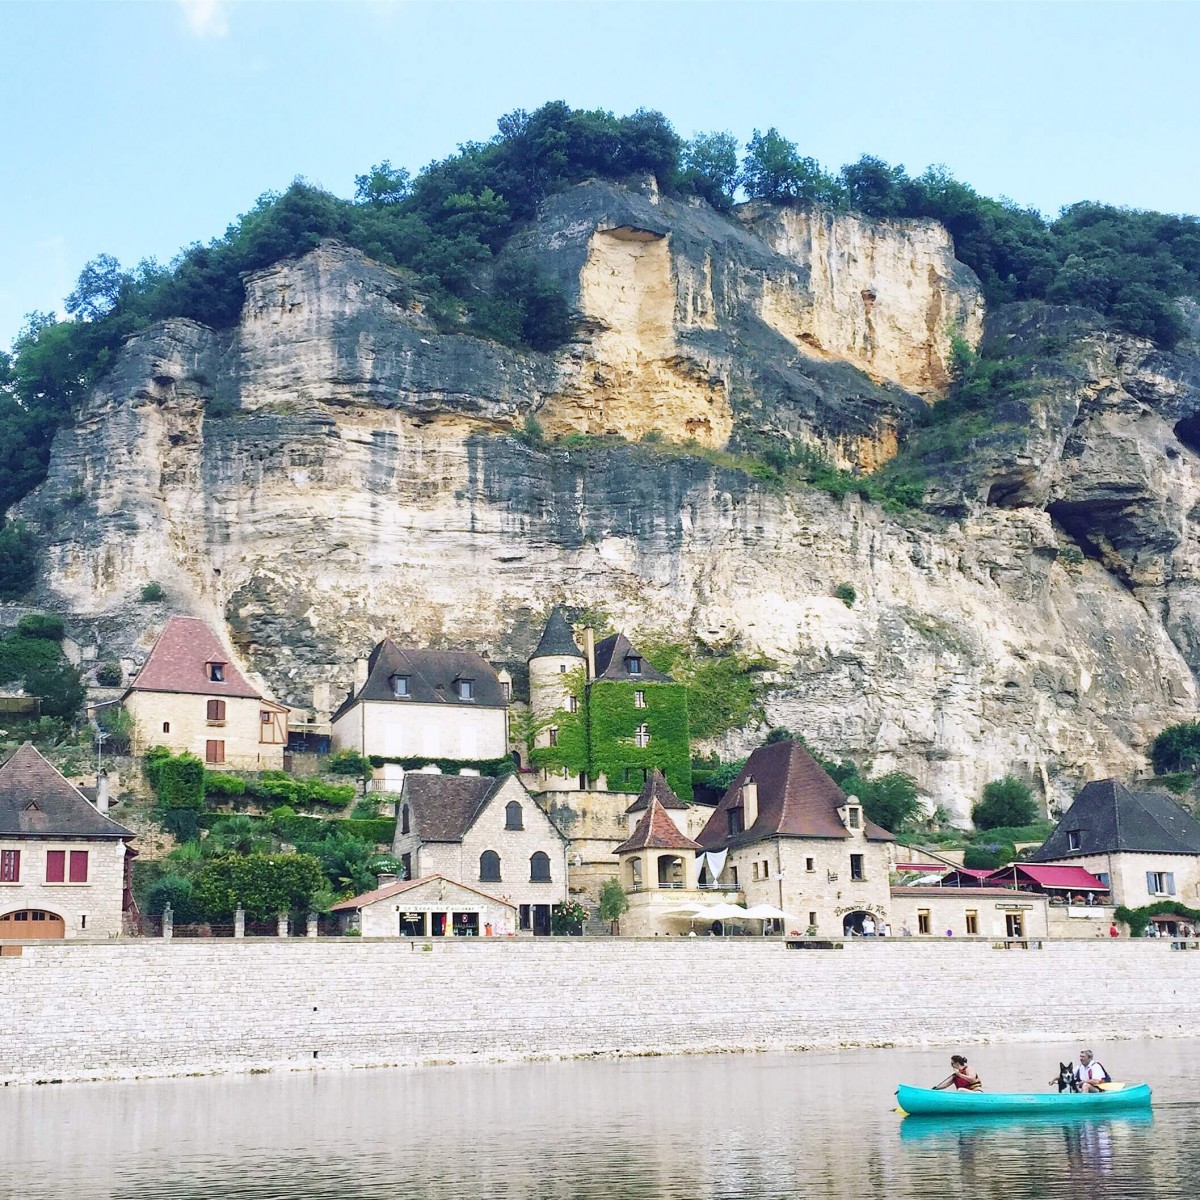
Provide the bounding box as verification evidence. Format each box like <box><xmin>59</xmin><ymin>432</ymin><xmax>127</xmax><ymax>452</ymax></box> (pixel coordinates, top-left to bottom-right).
<box><xmin>69</xmin><ymin>851</ymin><xmax>89</xmax><ymax>883</ymax></box>
<box><xmin>207</xmin><ymin>699</ymin><xmax>226</xmax><ymax>722</ymax></box>
<box><xmin>46</xmin><ymin>850</ymin><xmax>66</xmax><ymax>883</ymax></box>
<box><xmin>206</xmin><ymin>740</ymin><xmax>225</xmax><ymax>764</ymax></box>
<box><xmin>0</xmin><ymin>850</ymin><xmax>19</xmax><ymax>882</ymax></box>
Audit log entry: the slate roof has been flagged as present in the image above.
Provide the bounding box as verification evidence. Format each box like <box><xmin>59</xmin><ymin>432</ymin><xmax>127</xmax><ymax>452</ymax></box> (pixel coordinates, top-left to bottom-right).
<box><xmin>593</xmin><ymin>633</ymin><xmax>672</xmax><ymax>683</ymax></box>
<box><xmin>128</xmin><ymin>615</ymin><xmax>261</xmax><ymax>700</ymax></box>
<box><xmin>531</xmin><ymin>608</ymin><xmax>584</xmax><ymax>660</ymax></box>
<box><xmin>697</xmin><ymin>740</ymin><xmax>896</xmax><ymax>850</ymax></box>
<box><xmin>398</xmin><ymin>773</ymin><xmax>503</xmax><ymax>843</ymax></box>
<box><xmin>329</xmin><ymin>873</ymin><xmax>516</xmax><ymax>912</ymax></box>
<box><xmin>625</xmin><ymin>768</ymin><xmax>689</xmax><ymax>813</ymax></box>
<box><xmin>615</xmin><ymin>797</ymin><xmax>701</xmax><ymax>855</ymax></box>
<box><xmin>1032</xmin><ymin>778</ymin><xmax>1200</xmax><ymax>860</ymax></box>
<box><xmin>334</xmin><ymin>640</ymin><xmax>508</xmax><ymax>720</ymax></box>
<box><xmin>0</xmin><ymin>743</ymin><xmax>133</xmax><ymax>839</ymax></box>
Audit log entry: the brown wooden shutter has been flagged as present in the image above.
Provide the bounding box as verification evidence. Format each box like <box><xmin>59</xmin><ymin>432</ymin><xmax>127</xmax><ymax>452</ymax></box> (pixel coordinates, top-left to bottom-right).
<box><xmin>205</xmin><ymin>740</ymin><xmax>225</xmax><ymax>764</ymax></box>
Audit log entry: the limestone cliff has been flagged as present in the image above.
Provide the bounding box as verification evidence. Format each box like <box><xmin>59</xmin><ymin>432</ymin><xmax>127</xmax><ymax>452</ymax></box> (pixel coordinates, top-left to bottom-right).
<box><xmin>11</xmin><ymin>181</ymin><xmax>1200</xmax><ymax>821</ymax></box>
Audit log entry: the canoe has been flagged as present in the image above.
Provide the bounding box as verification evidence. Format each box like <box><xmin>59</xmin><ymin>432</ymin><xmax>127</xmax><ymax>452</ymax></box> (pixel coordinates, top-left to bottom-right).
<box><xmin>896</xmin><ymin>1083</ymin><xmax>1152</xmax><ymax>1116</ymax></box>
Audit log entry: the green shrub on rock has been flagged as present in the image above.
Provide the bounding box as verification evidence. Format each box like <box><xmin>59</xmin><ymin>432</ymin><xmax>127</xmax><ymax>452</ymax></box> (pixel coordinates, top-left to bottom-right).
<box><xmin>972</xmin><ymin>775</ymin><xmax>1037</xmax><ymax>830</ymax></box>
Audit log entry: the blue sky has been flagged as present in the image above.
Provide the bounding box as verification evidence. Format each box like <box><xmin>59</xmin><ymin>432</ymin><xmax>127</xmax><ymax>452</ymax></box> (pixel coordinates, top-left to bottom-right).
<box><xmin>2</xmin><ymin>0</ymin><xmax>1198</xmax><ymax>347</ymax></box>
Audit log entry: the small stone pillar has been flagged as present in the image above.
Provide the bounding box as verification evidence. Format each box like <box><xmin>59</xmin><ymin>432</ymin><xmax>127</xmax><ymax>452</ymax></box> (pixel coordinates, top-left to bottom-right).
<box><xmin>276</xmin><ymin>912</ymin><xmax>289</xmax><ymax>938</ymax></box>
<box><xmin>234</xmin><ymin>905</ymin><xmax>245</xmax><ymax>938</ymax></box>
<box><xmin>162</xmin><ymin>904</ymin><xmax>173</xmax><ymax>941</ymax></box>
<box><xmin>306</xmin><ymin>912</ymin><xmax>319</xmax><ymax>939</ymax></box>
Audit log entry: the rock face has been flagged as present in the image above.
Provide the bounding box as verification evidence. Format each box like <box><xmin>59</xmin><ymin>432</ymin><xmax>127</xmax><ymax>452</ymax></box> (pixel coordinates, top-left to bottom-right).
<box><xmin>12</xmin><ymin>183</ymin><xmax>1200</xmax><ymax>821</ymax></box>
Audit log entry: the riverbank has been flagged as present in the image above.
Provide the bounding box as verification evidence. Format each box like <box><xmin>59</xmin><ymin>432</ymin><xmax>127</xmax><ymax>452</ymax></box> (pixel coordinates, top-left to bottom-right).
<box><xmin>2</xmin><ymin>938</ymin><xmax>1197</xmax><ymax>1086</ymax></box>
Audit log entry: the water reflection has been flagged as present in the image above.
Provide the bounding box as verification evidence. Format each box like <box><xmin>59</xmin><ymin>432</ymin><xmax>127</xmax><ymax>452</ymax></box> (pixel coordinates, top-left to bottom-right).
<box><xmin>0</xmin><ymin>1041</ymin><xmax>1196</xmax><ymax>1200</ymax></box>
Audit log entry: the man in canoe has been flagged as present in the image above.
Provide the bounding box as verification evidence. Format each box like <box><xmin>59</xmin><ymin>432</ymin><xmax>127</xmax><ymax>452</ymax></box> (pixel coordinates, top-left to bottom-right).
<box><xmin>932</xmin><ymin>1054</ymin><xmax>982</xmax><ymax>1091</ymax></box>
<box><xmin>1072</xmin><ymin>1049</ymin><xmax>1109</xmax><ymax>1092</ymax></box>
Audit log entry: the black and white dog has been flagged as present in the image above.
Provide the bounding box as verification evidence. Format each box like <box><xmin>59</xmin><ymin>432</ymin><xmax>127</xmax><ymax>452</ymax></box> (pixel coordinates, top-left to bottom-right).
<box><xmin>1055</xmin><ymin>1062</ymin><xmax>1081</xmax><ymax>1093</ymax></box>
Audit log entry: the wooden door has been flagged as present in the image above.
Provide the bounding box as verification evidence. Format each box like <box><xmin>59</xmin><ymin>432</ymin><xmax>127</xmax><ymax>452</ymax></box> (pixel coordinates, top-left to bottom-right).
<box><xmin>0</xmin><ymin>910</ymin><xmax>65</xmax><ymax>938</ymax></box>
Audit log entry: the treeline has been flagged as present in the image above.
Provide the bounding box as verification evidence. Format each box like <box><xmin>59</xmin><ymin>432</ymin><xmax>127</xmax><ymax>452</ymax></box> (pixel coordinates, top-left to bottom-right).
<box><xmin>3</xmin><ymin>101</ymin><xmax>1199</xmax><ymax>574</ymax></box>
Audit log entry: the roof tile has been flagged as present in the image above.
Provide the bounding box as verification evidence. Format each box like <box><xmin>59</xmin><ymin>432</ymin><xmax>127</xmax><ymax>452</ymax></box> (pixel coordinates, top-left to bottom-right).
<box><xmin>0</xmin><ymin>744</ymin><xmax>133</xmax><ymax>839</ymax></box>
<box><xmin>128</xmin><ymin>616</ymin><xmax>261</xmax><ymax>700</ymax></box>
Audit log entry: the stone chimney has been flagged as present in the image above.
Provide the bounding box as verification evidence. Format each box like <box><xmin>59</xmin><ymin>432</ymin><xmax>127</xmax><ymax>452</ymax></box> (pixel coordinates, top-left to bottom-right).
<box><xmin>741</xmin><ymin>776</ymin><xmax>758</xmax><ymax>829</ymax></box>
<box><xmin>354</xmin><ymin>657</ymin><xmax>369</xmax><ymax>691</ymax></box>
<box><xmin>376</xmin><ymin>872</ymin><xmax>397</xmax><ymax>888</ymax></box>
<box><xmin>583</xmin><ymin>628</ymin><xmax>596</xmax><ymax>681</ymax></box>
<box><xmin>95</xmin><ymin>769</ymin><xmax>110</xmax><ymax>814</ymax></box>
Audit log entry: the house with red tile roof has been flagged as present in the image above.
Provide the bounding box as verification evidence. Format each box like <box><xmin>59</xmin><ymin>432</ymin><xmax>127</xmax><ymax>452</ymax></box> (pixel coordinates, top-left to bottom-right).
<box><xmin>0</xmin><ymin>743</ymin><xmax>135</xmax><ymax>939</ymax></box>
<box><xmin>696</xmin><ymin>740</ymin><xmax>897</xmax><ymax>937</ymax></box>
<box><xmin>329</xmin><ymin>873</ymin><xmax>518</xmax><ymax>938</ymax></box>
<box><xmin>611</xmin><ymin>771</ymin><xmax>714</xmax><ymax>935</ymax></box>
<box><xmin>123</xmin><ymin>616</ymin><xmax>288</xmax><ymax>770</ymax></box>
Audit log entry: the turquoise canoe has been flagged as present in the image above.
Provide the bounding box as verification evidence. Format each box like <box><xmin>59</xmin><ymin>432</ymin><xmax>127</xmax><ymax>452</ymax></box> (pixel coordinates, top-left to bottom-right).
<box><xmin>896</xmin><ymin>1083</ymin><xmax>1152</xmax><ymax>1116</ymax></box>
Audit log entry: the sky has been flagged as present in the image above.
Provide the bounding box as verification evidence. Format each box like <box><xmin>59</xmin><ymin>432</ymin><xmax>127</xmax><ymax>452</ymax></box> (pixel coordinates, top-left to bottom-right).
<box><xmin>2</xmin><ymin>0</ymin><xmax>1198</xmax><ymax>348</ymax></box>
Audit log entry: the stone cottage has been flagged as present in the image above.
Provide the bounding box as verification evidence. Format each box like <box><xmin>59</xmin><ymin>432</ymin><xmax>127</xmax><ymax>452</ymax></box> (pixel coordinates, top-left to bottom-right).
<box><xmin>0</xmin><ymin>743</ymin><xmax>135</xmax><ymax>939</ymax></box>
<box><xmin>123</xmin><ymin>615</ymin><xmax>288</xmax><ymax>769</ymax></box>
<box><xmin>330</xmin><ymin>874</ymin><xmax>518</xmax><ymax>938</ymax></box>
<box><xmin>392</xmin><ymin>772</ymin><xmax>567</xmax><ymax>935</ymax></box>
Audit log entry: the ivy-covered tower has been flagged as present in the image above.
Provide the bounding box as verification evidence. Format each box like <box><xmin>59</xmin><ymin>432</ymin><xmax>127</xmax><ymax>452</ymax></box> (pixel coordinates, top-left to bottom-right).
<box><xmin>528</xmin><ymin>607</ymin><xmax>587</xmax><ymax>791</ymax></box>
<box><xmin>527</xmin><ymin>610</ymin><xmax>691</xmax><ymax>798</ymax></box>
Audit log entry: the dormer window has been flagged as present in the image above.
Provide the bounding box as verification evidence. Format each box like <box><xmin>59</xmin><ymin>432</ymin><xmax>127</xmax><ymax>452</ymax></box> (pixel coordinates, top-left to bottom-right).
<box><xmin>500</xmin><ymin>680</ymin><xmax>512</xmax><ymax>702</ymax></box>
<box><xmin>455</xmin><ymin>678</ymin><xmax>474</xmax><ymax>701</ymax></box>
<box><xmin>1067</xmin><ymin>830</ymin><xmax>1082</xmax><ymax>851</ymax></box>
<box><xmin>390</xmin><ymin>674</ymin><xmax>410</xmax><ymax>698</ymax></box>
<box><xmin>626</xmin><ymin>656</ymin><xmax>642</xmax><ymax>675</ymax></box>
<box><xmin>207</xmin><ymin>662</ymin><xmax>225</xmax><ymax>683</ymax></box>
<box><xmin>847</xmin><ymin>806</ymin><xmax>861</xmax><ymax>829</ymax></box>
<box><xmin>727</xmin><ymin>809</ymin><xmax>744</xmax><ymax>836</ymax></box>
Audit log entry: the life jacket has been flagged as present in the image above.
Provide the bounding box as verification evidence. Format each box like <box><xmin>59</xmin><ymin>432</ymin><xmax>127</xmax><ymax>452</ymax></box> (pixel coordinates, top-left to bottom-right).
<box><xmin>952</xmin><ymin>1070</ymin><xmax>982</xmax><ymax>1091</ymax></box>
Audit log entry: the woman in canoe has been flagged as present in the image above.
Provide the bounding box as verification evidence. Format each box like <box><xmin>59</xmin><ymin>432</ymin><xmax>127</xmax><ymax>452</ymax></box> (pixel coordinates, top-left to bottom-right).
<box><xmin>932</xmin><ymin>1054</ymin><xmax>982</xmax><ymax>1091</ymax></box>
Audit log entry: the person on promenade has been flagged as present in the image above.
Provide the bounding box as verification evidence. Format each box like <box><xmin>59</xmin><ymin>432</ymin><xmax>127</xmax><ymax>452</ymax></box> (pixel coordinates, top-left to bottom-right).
<box><xmin>862</xmin><ymin>916</ymin><xmax>876</xmax><ymax>937</ymax></box>
<box><xmin>933</xmin><ymin>1055</ymin><xmax>982</xmax><ymax>1091</ymax></box>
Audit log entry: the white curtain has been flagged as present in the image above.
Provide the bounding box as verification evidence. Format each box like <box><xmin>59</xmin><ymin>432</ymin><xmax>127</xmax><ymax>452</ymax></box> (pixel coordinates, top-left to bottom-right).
<box><xmin>705</xmin><ymin>849</ymin><xmax>728</xmax><ymax>885</ymax></box>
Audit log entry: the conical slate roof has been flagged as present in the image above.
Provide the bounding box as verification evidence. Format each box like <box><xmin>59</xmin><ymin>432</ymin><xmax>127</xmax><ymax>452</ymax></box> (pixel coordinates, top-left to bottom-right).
<box><xmin>531</xmin><ymin>607</ymin><xmax>584</xmax><ymax>660</ymax></box>
<box><xmin>615</xmin><ymin>795</ymin><xmax>701</xmax><ymax>855</ymax></box>
<box><xmin>625</xmin><ymin>767</ymin><xmax>689</xmax><ymax>813</ymax></box>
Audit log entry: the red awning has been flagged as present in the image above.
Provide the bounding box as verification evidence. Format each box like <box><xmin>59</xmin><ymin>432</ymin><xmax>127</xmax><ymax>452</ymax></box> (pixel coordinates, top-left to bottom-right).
<box><xmin>984</xmin><ymin>864</ymin><xmax>1109</xmax><ymax>891</ymax></box>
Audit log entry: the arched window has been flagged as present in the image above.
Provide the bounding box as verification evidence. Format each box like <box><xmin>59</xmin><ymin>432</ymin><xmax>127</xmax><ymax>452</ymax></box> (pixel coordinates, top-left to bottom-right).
<box><xmin>479</xmin><ymin>851</ymin><xmax>501</xmax><ymax>882</ymax></box>
<box><xmin>505</xmin><ymin>801</ymin><xmax>523</xmax><ymax>831</ymax></box>
<box><xmin>401</xmin><ymin>805</ymin><xmax>410</xmax><ymax>835</ymax></box>
<box><xmin>530</xmin><ymin>851</ymin><xmax>551</xmax><ymax>882</ymax></box>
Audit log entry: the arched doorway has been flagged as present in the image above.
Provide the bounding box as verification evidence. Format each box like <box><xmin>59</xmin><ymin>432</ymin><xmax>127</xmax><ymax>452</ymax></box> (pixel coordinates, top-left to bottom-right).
<box><xmin>0</xmin><ymin>909</ymin><xmax>65</xmax><ymax>939</ymax></box>
<box><xmin>842</xmin><ymin>910</ymin><xmax>875</xmax><ymax>936</ymax></box>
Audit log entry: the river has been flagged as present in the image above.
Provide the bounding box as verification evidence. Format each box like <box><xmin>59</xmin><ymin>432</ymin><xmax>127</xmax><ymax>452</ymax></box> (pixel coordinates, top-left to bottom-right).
<box><xmin>1</xmin><ymin>1038</ymin><xmax>1195</xmax><ymax>1199</ymax></box>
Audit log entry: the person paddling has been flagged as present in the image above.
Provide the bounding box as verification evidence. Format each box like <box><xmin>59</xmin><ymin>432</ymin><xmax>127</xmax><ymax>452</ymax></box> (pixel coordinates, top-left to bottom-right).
<box><xmin>933</xmin><ymin>1054</ymin><xmax>982</xmax><ymax>1092</ymax></box>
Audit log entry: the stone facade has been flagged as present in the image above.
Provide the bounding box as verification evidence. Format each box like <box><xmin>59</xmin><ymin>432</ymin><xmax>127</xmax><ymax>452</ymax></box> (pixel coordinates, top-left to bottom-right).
<box><xmin>0</xmin><ymin>837</ymin><xmax>128</xmax><ymax>939</ymax></box>
<box><xmin>0</xmin><ymin>939</ymin><xmax>1197</xmax><ymax>1087</ymax></box>
<box><xmin>333</xmin><ymin>698</ymin><xmax>508</xmax><ymax>761</ymax></box>
<box><xmin>392</xmin><ymin>774</ymin><xmax>568</xmax><ymax>932</ymax></box>
<box><xmin>125</xmin><ymin>690</ymin><xmax>286</xmax><ymax>770</ymax></box>
<box><xmin>888</xmin><ymin>887</ymin><xmax>1051</xmax><ymax>940</ymax></box>
<box><xmin>331</xmin><ymin>875</ymin><xmax>517</xmax><ymax>938</ymax></box>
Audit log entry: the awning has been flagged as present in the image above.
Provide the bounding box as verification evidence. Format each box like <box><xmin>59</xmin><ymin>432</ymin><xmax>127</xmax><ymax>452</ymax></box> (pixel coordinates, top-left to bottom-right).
<box><xmin>984</xmin><ymin>864</ymin><xmax>1109</xmax><ymax>891</ymax></box>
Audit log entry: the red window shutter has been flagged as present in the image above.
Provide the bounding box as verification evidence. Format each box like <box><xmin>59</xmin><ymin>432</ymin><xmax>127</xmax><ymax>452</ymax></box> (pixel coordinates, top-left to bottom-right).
<box><xmin>0</xmin><ymin>849</ymin><xmax>19</xmax><ymax>882</ymax></box>
<box><xmin>69</xmin><ymin>850</ymin><xmax>89</xmax><ymax>883</ymax></box>
<box><xmin>46</xmin><ymin>850</ymin><xmax>66</xmax><ymax>883</ymax></box>
<box><xmin>206</xmin><ymin>740</ymin><xmax>224</xmax><ymax>764</ymax></box>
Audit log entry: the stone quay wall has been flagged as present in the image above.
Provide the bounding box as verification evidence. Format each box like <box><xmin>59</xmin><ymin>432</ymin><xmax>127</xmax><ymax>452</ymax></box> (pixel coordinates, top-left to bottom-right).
<box><xmin>1</xmin><ymin>938</ymin><xmax>1196</xmax><ymax>1087</ymax></box>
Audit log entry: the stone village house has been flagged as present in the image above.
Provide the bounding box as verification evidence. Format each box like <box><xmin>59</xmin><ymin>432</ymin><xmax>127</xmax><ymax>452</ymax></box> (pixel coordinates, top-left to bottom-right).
<box><xmin>332</xmin><ymin>641</ymin><xmax>511</xmax><ymax>764</ymax></box>
<box><xmin>697</xmin><ymin>740</ymin><xmax>896</xmax><ymax>936</ymax></box>
<box><xmin>391</xmin><ymin>772</ymin><xmax>568</xmax><ymax>936</ymax></box>
<box><xmin>0</xmin><ymin>743</ymin><xmax>135</xmax><ymax>939</ymax></box>
<box><xmin>123</xmin><ymin>616</ymin><xmax>288</xmax><ymax>770</ymax></box>
<box><xmin>1031</xmin><ymin>778</ymin><xmax>1200</xmax><ymax>914</ymax></box>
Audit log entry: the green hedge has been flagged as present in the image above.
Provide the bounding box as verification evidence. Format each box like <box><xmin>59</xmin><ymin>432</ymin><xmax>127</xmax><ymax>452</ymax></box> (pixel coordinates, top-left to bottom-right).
<box><xmin>198</xmin><ymin>810</ymin><xmax>396</xmax><ymax>845</ymax></box>
<box><xmin>1114</xmin><ymin>901</ymin><xmax>1200</xmax><ymax>937</ymax></box>
<box><xmin>202</xmin><ymin>769</ymin><xmax>355</xmax><ymax>809</ymax></box>
<box><xmin>146</xmin><ymin>747</ymin><xmax>205</xmax><ymax>811</ymax></box>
